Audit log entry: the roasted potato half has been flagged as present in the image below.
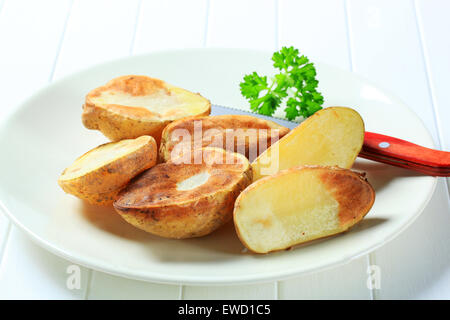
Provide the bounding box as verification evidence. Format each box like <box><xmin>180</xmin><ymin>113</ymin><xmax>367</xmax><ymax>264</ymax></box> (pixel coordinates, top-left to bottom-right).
<box><xmin>251</xmin><ymin>107</ymin><xmax>365</xmax><ymax>180</ymax></box>
<box><xmin>159</xmin><ymin>115</ymin><xmax>290</xmax><ymax>162</ymax></box>
<box><xmin>58</xmin><ymin>135</ymin><xmax>157</xmax><ymax>206</ymax></box>
<box><xmin>234</xmin><ymin>166</ymin><xmax>375</xmax><ymax>253</ymax></box>
<box><xmin>82</xmin><ymin>75</ymin><xmax>211</xmax><ymax>144</ymax></box>
<box><xmin>114</xmin><ymin>147</ymin><xmax>252</xmax><ymax>239</ymax></box>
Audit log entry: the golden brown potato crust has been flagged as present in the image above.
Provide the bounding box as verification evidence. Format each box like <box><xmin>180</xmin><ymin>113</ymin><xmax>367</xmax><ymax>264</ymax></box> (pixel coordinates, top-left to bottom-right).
<box><xmin>58</xmin><ymin>136</ymin><xmax>157</xmax><ymax>206</ymax></box>
<box><xmin>114</xmin><ymin>148</ymin><xmax>252</xmax><ymax>239</ymax></box>
<box><xmin>92</xmin><ymin>75</ymin><xmax>168</xmax><ymax>97</ymax></box>
<box><xmin>244</xmin><ymin>165</ymin><xmax>375</xmax><ymax>228</ymax></box>
<box><xmin>317</xmin><ymin>166</ymin><xmax>375</xmax><ymax>228</ymax></box>
<box><xmin>233</xmin><ymin>165</ymin><xmax>375</xmax><ymax>253</ymax></box>
<box><xmin>159</xmin><ymin>115</ymin><xmax>290</xmax><ymax>162</ymax></box>
<box><xmin>82</xmin><ymin>75</ymin><xmax>211</xmax><ymax>145</ymax></box>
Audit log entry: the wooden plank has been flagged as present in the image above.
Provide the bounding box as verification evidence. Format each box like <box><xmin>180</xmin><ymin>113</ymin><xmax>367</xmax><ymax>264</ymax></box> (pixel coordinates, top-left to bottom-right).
<box><xmin>0</xmin><ymin>0</ymin><xmax>72</xmax><ymax>118</ymax></box>
<box><xmin>347</xmin><ymin>0</ymin><xmax>439</xmax><ymax>143</ymax></box>
<box><xmin>279</xmin><ymin>0</ymin><xmax>351</xmax><ymax>68</ymax></box>
<box><xmin>53</xmin><ymin>0</ymin><xmax>141</xmax><ymax>79</ymax></box>
<box><xmin>347</xmin><ymin>0</ymin><xmax>450</xmax><ymax>299</ymax></box>
<box><xmin>369</xmin><ymin>180</ymin><xmax>450</xmax><ymax>299</ymax></box>
<box><xmin>87</xmin><ymin>272</ymin><xmax>180</xmax><ymax>300</ymax></box>
<box><xmin>183</xmin><ymin>283</ymin><xmax>276</xmax><ymax>300</ymax></box>
<box><xmin>277</xmin><ymin>0</ymin><xmax>371</xmax><ymax>299</ymax></box>
<box><xmin>0</xmin><ymin>0</ymin><xmax>180</xmax><ymax>300</ymax></box>
<box><xmin>46</xmin><ymin>0</ymin><xmax>183</xmax><ymax>299</ymax></box>
<box><xmin>0</xmin><ymin>0</ymin><xmax>9</xmax><ymax>254</ymax></box>
<box><xmin>206</xmin><ymin>0</ymin><xmax>276</xmax><ymax>50</ymax></box>
<box><xmin>279</xmin><ymin>257</ymin><xmax>372</xmax><ymax>299</ymax></box>
<box><xmin>181</xmin><ymin>0</ymin><xmax>279</xmax><ymax>300</ymax></box>
<box><xmin>0</xmin><ymin>0</ymin><xmax>92</xmax><ymax>299</ymax></box>
<box><xmin>133</xmin><ymin>0</ymin><xmax>208</xmax><ymax>53</ymax></box>
<box><xmin>0</xmin><ymin>227</ymin><xmax>89</xmax><ymax>299</ymax></box>
<box><xmin>0</xmin><ymin>1</ymin><xmax>5</xmax><ymax>19</ymax></box>
<box><xmin>1</xmin><ymin>0</ymin><xmax>446</xmax><ymax>300</ymax></box>
<box><xmin>415</xmin><ymin>0</ymin><xmax>450</xmax><ymax>150</ymax></box>
<box><xmin>64</xmin><ymin>0</ymin><xmax>210</xmax><ymax>298</ymax></box>
<box><xmin>0</xmin><ymin>211</ymin><xmax>10</xmax><ymax>266</ymax></box>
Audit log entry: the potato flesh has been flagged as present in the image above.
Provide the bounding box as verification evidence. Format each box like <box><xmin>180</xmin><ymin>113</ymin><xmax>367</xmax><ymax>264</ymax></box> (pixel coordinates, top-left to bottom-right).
<box><xmin>58</xmin><ymin>135</ymin><xmax>157</xmax><ymax>206</ymax></box>
<box><xmin>92</xmin><ymin>86</ymin><xmax>208</xmax><ymax>120</ymax></box>
<box><xmin>114</xmin><ymin>147</ymin><xmax>252</xmax><ymax>238</ymax></box>
<box><xmin>60</xmin><ymin>136</ymin><xmax>150</xmax><ymax>180</ymax></box>
<box><xmin>235</xmin><ymin>169</ymin><xmax>342</xmax><ymax>253</ymax></box>
<box><xmin>176</xmin><ymin>171</ymin><xmax>211</xmax><ymax>191</ymax></box>
<box><xmin>251</xmin><ymin>107</ymin><xmax>364</xmax><ymax>180</ymax></box>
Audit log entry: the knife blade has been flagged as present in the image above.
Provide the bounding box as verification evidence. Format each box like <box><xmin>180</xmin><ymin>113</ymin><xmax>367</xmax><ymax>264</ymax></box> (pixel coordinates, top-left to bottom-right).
<box><xmin>210</xmin><ymin>104</ymin><xmax>450</xmax><ymax>177</ymax></box>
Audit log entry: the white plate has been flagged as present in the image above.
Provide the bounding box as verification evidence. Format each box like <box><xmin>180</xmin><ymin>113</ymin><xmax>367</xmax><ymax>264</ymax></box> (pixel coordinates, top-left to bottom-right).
<box><xmin>0</xmin><ymin>49</ymin><xmax>436</xmax><ymax>285</ymax></box>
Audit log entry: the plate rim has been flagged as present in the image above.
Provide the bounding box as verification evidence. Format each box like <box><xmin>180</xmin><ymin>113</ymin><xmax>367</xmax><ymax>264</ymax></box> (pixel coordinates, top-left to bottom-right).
<box><xmin>0</xmin><ymin>47</ymin><xmax>438</xmax><ymax>285</ymax></box>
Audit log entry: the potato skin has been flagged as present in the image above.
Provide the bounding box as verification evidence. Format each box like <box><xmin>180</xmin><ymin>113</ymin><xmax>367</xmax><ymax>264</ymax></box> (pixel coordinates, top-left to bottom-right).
<box><xmin>114</xmin><ymin>149</ymin><xmax>252</xmax><ymax>239</ymax></box>
<box><xmin>58</xmin><ymin>136</ymin><xmax>157</xmax><ymax>206</ymax></box>
<box><xmin>159</xmin><ymin>115</ymin><xmax>290</xmax><ymax>162</ymax></box>
<box><xmin>234</xmin><ymin>166</ymin><xmax>375</xmax><ymax>253</ymax></box>
<box><xmin>251</xmin><ymin>107</ymin><xmax>365</xmax><ymax>180</ymax></box>
<box><xmin>82</xmin><ymin>102</ymin><xmax>171</xmax><ymax>145</ymax></box>
<box><xmin>318</xmin><ymin>167</ymin><xmax>375</xmax><ymax>229</ymax></box>
<box><xmin>116</xmin><ymin>176</ymin><xmax>250</xmax><ymax>239</ymax></box>
<box><xmin>82</xmin><ymin>75</ymin><xmax>211</xmax><ymax>145</ymax></box>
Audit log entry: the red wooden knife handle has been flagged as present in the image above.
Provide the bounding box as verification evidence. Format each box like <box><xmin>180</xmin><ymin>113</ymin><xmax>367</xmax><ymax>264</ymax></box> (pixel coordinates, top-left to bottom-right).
<box><xmin>359</xmin><ymin>131</ymin><xmax>450</xmax><ymax>177</ymax></box>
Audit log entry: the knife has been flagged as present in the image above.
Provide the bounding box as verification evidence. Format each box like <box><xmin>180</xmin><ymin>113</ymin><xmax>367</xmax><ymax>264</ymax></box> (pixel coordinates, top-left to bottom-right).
<box><xmin>211</xmin><ymin>104</ymin><xmax>450</xmax><ymax>177</ymax></box>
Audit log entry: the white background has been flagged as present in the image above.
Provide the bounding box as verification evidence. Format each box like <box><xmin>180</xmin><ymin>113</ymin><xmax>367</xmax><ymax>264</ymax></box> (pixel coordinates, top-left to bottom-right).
<box><xmin>0</xmin><ymin>0</ymin><xmax>449</xmax><ymax>299</ymax></box>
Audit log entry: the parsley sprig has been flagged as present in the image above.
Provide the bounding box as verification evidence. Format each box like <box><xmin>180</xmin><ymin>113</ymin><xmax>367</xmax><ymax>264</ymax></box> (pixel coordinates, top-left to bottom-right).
<box><xmin>240</xmin><ymin>47</ymin><xmax>324</xmax><ymax>120</ymax></box>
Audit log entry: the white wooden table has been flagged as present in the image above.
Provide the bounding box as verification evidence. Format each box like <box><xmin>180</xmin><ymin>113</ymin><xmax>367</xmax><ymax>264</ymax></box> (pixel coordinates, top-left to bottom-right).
<box><xmin>0</xmin><ymin>0</ymin><xmax>449</xmax><ymax>300</ymax></box>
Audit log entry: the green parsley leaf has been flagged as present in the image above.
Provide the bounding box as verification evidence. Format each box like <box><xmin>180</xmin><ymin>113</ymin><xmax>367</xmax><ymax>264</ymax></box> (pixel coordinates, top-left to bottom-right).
<box><xmin>240</xmin><ymin>46</ymin><xmax>324</xmax><ymax>120</ymax></box>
